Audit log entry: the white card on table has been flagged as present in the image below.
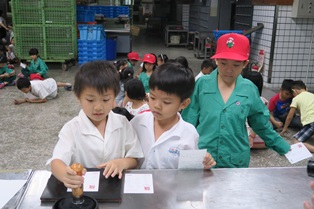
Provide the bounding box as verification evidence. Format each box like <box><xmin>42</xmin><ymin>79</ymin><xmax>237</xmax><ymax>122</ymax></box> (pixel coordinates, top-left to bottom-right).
<box><xmin>67</xmin><ymin>171</ymin><xmax>100</xmax><ymax>192</ymax></box>
<box><xmin>124</xmin><ymin>174</ymin><xmax>154</xmax><ymax>194</ymax></box>
<box><xmin>178</xmin><ymin>149</ymin><xmax>207</xmax><ymax>169</ymax></box>
<box><xmin>0</xmin><ymin>180</ymin><xmax>27</xmax><ymax>209</ymax></box>
<box><xmin>285</xmin><ymin>142</ymin><xmax>313</xmax><ymax>164</ymax></box>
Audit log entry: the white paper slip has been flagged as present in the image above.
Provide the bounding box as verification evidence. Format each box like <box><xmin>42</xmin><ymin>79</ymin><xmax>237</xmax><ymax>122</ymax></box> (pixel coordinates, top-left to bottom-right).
<box><xmin>20</xmin><ymin>62</ymin><xmax>26</xmax><ymax>68</ymax></box>
<box><xmin>285</xmin><ymin>142</ymin><xmax>313</xmax><ymax>164</ymax></box>
<box><xmin>0</xmin><ymin>180</ymin><xmax>27</xmax><ymax>209</ymax></box>
<box><xmin>124</xmin><ymin>174</ymin><xmax>154</xmax><ymax>194</ymax></box>
<box><xmin>67</xmin><ymin>171</ymin><xmax>100</xmax><ymax>192</ymax></box>
<box><xmin>178</xmin><ymin>149</ymin><xmax>207</xmax><ymax>169</ymax></box>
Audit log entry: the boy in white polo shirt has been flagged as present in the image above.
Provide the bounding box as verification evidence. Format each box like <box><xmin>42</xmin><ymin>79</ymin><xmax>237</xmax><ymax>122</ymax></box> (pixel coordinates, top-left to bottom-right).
<box><xmin>131</xmin><ymin>62</ymin><xmax>216</xmax><ymax>169</ymax></box>
<box><xmin>47</xmin><ymin>61</ymin><xmax>143</xmax><ymax>189</ymax></box>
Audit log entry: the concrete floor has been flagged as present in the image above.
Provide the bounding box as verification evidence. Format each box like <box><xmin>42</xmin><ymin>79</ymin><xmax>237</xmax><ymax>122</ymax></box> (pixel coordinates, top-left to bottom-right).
<box><xmin>0</xmin><ymin>31</ymin><xmax>309</xmax><ymax>171</ymax></box>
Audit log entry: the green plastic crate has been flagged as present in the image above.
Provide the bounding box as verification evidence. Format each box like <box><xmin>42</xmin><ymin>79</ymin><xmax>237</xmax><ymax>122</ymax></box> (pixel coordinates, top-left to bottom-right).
<box><xmin>44</xmin><ymin>0</ymin><xmax>76</xmax><ymax>9</ymax></box>
<box><xmin>44</xmin><ymin>9</ymin><xmax>76</xmax><ymax>25</ymax></box>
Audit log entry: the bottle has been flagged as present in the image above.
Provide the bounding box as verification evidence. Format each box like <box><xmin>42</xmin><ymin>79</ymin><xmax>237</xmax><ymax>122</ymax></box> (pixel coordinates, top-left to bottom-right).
<box><xmin>70</xmin><ymin>163</ymin><xmax>84</xmax><ymax>205</ymax></box>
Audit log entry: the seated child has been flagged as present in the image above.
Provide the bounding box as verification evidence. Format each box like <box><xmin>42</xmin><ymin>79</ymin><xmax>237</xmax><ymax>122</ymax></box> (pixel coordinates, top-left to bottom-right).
<box><xmin>6</xmin><ymin>37</ymin><xmax>19</xmax><ymax>64</ymax></box>
<box><xmin>19</xmin><ymin>48</ymin><xmax>48</xmax><ymax>80</ymax></box>
<box><xmin>124</xmin><ymin>79</ymin><xmax>149</xmax><ymax>116</ymax></box>
<box><xmin>14</xmin><ymin>77</ymin><xmax>72</xmax><ymax>104</ymax></box>
<box><xmin>47</xmin><ymin>61</ymin><xmax>143</xmax><ymax>189</ymax></box>
<box><xmin>195</xmin><ymin>59</ymin><xmax>215</xmax><ymax>81</ymax></box>
<box><xmin>157</xmin><ymin>53</ymin><xmax>168</xmax><ymax>66</ymax></box>
<box><xmin>0</xmin><ymin>55</ymin><xmax>16</xmax><ymax>89</ymax></box>
<box><xmin>131</xmin><ymin>62</ymin><xmax>216</xmax><ymax>169</ymax></box>
<box><xmin>281</xmin><ymin>80</ymin><xmax>314</xmax><ymax>152</ymax></box>
<box><xmin>268</xmin><ymin>79</ymin><xmax>302</xmax><ymax>129</ymax></box>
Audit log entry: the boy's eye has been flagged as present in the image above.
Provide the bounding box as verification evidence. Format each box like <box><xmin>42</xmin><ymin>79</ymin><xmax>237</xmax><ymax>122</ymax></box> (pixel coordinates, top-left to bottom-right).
<box><xmin>103</xmin><ymin>99</ymin><xmax>110</xmax><ymax>102</ymax></box>
<box><xmin>163</xmin><ymin>101</ymin><xmax>171</xmax><ymax>105</ymax></box>
<box><xmin>86</xmin><ymin>99</ymin><xmax>93</xmax><ymax>102</ymax></box>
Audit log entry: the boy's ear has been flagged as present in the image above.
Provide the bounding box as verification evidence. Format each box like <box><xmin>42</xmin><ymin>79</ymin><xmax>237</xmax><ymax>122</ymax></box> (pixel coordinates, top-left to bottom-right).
<box><xmin>180</xmin><ymin>98</ymin><xmax>191</xmax><ymax>110</ymax></box>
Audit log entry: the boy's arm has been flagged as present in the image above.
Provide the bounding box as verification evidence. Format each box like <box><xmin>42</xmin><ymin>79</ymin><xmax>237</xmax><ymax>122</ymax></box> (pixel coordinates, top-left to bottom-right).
<box><xmin>14</xmin><ymin>98</ymin><xmax>27</xmax><ymax>105</ymax></box>
<box><xmin>269</xmin><ymin>112</ymin><xmax>283</xmax><ymax>129</ymax></box>
<box><xmin>51</xmin><ymin>159</ymin><xmax>84</xmax><ymax>189</ymax></box>
<box><xmin>280</xmin><ymin>107</ymin><xmax>296</xmax><ymax>135</ymax></box>
<box><xmin>97</xmin><ymin>158</ymin><xmax>138</xmax><ymax>179</ymax></box>
<box><xmin>26</xmin><ymin>98</ymin><xmax>47</xmax><ymax>103</ymax></box>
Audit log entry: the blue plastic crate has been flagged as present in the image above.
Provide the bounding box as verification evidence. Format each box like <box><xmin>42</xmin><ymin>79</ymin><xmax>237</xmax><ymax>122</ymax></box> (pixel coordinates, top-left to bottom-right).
<box><xmin>78</xmin><ymin>24</ymin><xmax>106</xmax><ymax>40</ymax></box>
<box><xmin>78</xmin><ymin>40</ymin><xmax>106</xmax><ymax>49</ymax></box>
<box><xmin>78</xmin><ymin>54</ymin><xmax>106</xmax><ymax>65</ymax></box>
<box><xmin>77</xmin><ymin>10</ymin><xmax>95</xmax><ymax>22</ymax></box>
<box><xmin>78</xmin><ymin>46</ymin><xmax>106</xmax><ymax>55</ymax></box>
<box><xmin>213</xmin><ymin>30</ymin><xmax>250</xmax><ymax>41</ymax></box>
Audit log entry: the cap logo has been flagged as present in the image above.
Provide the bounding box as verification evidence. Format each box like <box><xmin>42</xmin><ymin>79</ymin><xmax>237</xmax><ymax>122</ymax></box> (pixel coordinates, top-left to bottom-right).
<box><xmin>226</xmin><ymin>37</ymin><xmax>235</xmax><ymax>48</ymax></box>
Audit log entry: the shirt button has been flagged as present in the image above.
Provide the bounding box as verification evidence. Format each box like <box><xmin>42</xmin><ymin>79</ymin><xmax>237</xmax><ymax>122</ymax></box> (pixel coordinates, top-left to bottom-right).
<box><xmin>221</xmin><ymin>125</ymin><xmax>225</xmax><ymax>129</ymax></box>
<box><xmin>223</xmin><ymin>109</ymin><xmax>226</xmax><ymax>113</ymax></box>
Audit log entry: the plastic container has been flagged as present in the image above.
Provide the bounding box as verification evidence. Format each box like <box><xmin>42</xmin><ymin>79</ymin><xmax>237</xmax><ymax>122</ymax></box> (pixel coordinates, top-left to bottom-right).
<box><xmin>78</xmin><ymin>24</ymin><xmax>106</xmax><ymax>40</ymax></box>
<box><xmin>106</xmin><ymin>36</ymin><xmax>117</xmax><ymax>60</ymax></box>
<box><xmin>170</xmin><ymin>35</ymin><xmax>180</xmax><ymax>44</ymax></box>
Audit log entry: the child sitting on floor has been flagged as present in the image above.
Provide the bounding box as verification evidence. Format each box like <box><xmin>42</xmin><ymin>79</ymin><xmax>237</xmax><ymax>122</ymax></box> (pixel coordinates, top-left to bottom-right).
<box><xmin>19</xmin><ymin>48</ymin><xmax>48</xmax><ymax>80</ymax></box>
<box><xmin>0</xmin><ymin>55</ymin><xmax>16</xmax><ymax>89</ymax></box>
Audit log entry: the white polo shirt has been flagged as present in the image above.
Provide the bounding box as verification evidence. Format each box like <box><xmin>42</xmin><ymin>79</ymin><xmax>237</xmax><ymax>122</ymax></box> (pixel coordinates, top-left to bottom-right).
<box><xmin>131</xmin><ymin>112</ymin><xmax>199</xmax><ymax>169</ymax></box>
<box><xmin>47</xmin><ymin>110</ymin><xmax>144</xmax><ymax>168</ymax></box>
<box><xmin>24</xmin><ymin>78</ymin><xmax>58</xmax><ymax>100</ymax></box>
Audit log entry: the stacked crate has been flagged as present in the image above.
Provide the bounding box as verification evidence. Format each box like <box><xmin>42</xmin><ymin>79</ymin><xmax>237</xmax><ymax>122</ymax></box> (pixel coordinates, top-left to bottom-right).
<box><xmin>11</xmin><ymin>0</ymin><xmax>77</xmax><ymax>63</ymax></box>
<box><xmin>176</xmin><ymin>4</ymin><xmax>190</xmax><ymax>30</ymax></box>
<box><xmin>78</xmin><ymin>24</ymin><xmax>106</xmax><ymax>64</ymax></box>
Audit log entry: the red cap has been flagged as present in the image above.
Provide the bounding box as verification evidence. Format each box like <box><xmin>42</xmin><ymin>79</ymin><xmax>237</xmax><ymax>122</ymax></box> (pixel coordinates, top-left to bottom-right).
<box><xmin>127</xmin><ymin>52</ymin><xmax>141</xmax><ymax>61</ymax></box>
<box><xmin>211</xmin><ymin>33</ymin><xmax>250</xmax><ymax>61</ymax></box>
<box><xmin>142</xmin><ymin>53</ymin><xmax>156</xmax><ymax>64</ymax></box>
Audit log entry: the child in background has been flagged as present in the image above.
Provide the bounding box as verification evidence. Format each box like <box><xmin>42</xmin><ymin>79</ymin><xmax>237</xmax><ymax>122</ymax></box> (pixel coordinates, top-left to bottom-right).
<box><xmin>138</xmin><ymin>53</ymin><xmax>156</xmax><ymax>93</ymax></box>
<box><xmin>136</xmin><ymin>53</ymin><xmax>157</xmax><ymax>79</ymax></box>
<box><xmin>19</xmin><ymin>48</ymin><xmax>48</xmax><ymax>80</ymax></box>
<box><xmin>124</xmin><ymin>79</ymin><xmax>149</xmax><ymax>116</ymax></box>
<box><xmin>0</xmin><ymin>55</ymin><xmax>16</xmax><ymax>89</ymax></box>
<box><xmin>175</xmin><ymin>56</ymin><xmax>189</xmax><ymax>68</ymax></box>
<box><xmin>243</xmin><ymin>71</ymin><xmax>268</xmax><ymax>149</ymax></box>
<box><xmin>281</xmin><ymin>80</ymin><xmax>314</xmax><ymax>152</ymax></box>
<box><xmin>14</xmin><ymin>77</ymin><xmax>72</xmax><ymax>104</ymax></box>
<box><xmin>115</xmin><ymin>65</ymin><xmax>134</xmax><ymax>106</ymax></box>
<box><xmin>47</xmin><ymin>61</ymin><xmax>143</xmax><ymax>189</ymax></box>
<box><xmin>127</xmin><ymin>51</ymin><xmax>141</xmax><ymax>69</ymax></box>
<box><xmin>157</xmin><ymin>53</ymin><xmax>169</xmax><ymax>66</ymax></box>
<box><xmin>6</xmin><ymin>37</ymin><xmax>19</xmax><ymax>64</ymax></box>
<box><xmin>195</xmin><ymin>59</ymin><xmax>215</xmax><ymax>81</ymax></box>
<box><xmin>182</xmin><ymin>33</ymin><xmax>290</xmax><ymax>168</ymax></box>
<box><xmin>0</xmin><ymin>10</ymin><xmax>10</xmax><ymax>44</ymax></box>
<box><xmin>131</xmin><ymin>62</ymin><xmax>216</xmax><ymax>169</ymax></box>
<box><xmin>268</xmin><ymin>79</ymin><xmax>302</xmax><ymax>130</ymax></box>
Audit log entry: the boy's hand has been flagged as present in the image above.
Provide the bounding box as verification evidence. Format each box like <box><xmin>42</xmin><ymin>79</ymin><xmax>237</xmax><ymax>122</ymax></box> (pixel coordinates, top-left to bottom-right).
<box><xmin>203</xmin><ymin>152</ymin><xmax>216</xmax><ymax>169</ymax></box>
<box><xmin>274</xmin><ymin>121</ymin><xmax>283</xmax><ymax>129</ymax></box>
<box><xmin>62</xmin><ymin>166</ymin><xmax>85</xmax><ymax>189</ymax></box>
<box><xmin>280</xmin><ymin>128</ymin><xmax>288</xmax><ymax>136</ymax></box>
<box><xmin>14</xmin><ymin>99</ymin><xmax>26</xmax><ymax>105</ymax></box>
<box><xmin>97</xmin><ymin>159</ymin><xmax>124</xmax><ymax>179</ymax></box>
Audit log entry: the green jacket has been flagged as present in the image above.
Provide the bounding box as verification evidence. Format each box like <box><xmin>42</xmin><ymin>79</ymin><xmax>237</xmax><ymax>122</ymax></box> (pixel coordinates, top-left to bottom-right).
<box><xmin>181</xmin><ymin>69</ymin><xmax>290</xmax><ymax>168</ymax></box>
<box><xmin>28</xmin><ymin>57</ymin><xmax>48</xmax><ymax>78</ymax></box>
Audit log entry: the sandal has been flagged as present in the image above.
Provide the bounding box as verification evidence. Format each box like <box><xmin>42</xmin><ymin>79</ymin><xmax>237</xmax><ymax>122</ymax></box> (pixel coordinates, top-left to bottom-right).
<box><xmin>64</xmin><ymin>84</ymin><xmax>72</xmax><ymax>91</ymax></box>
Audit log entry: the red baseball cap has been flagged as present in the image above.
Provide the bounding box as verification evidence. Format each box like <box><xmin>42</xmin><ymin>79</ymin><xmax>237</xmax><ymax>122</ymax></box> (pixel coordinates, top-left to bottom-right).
<box><xmin>127</xmin><ymin>52</ymin><xmax>141</xmax><ymax>61</ymax></box>
<box><xmin>211</xmin><ymin>33</ymin><xmax>250</xmax><ymax>61</ymax></box>
<box><xmin>143</xmin><ymin>53</ymin><xmax>156</xmax><ymax>64</ymax></box>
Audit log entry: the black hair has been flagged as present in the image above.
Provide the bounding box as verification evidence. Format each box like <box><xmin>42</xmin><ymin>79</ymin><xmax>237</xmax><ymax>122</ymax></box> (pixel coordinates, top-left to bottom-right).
<box><xmin>125</xmin><ymin>79</ymin><xmax>146</xmax><ymax>100</ymax></box>
<box><xmin>157</xmin><ymin>54</ymin><xmax>169</xmax><ymax>63</ymax></box>
<box><xmin>16</xmin><ymin>77</ymin><xmax>31</xmax><ymax>90</ymax></box>
<box><xmin>0</xmin><ymin>10</ymin><xmax>3</xmax><ymax>17</ymax></box>
<box><xmin>120</xmin><ymin>67</ymin><xmax>134</xmax><ymax>82</ymax></box>
<box><xmin>112</xmin><ymin>107</ymin><xmax>134</xmax><ymax>121</ymax></box>
<box><xmin>291</xmin><ymin>80</ymin><xmax>306</xmax><ymax>90</ymax></box>
<box><xmin>0</xmin><ymin>54</ymin><xmax>7</xmax><ymax>63</ymax></box>
<box><xmin>113</xmin><ymin>59</ymin><xmax>128</xmax><ymax>71</ymax></box>
<box><xmin>142</xmin><ymin>60</ymin><xmax>157</xmax><ymax>73</ymax></box>
<box><xmin>149</xmin><ymin>62</ymin><xmax>195</xmax><ymax>101</ymax></box>
<box><xmin>243</xmin><ymin>71</ymin><xmax>263</xmax><ymax>96</ymax></box>
<box><xmin>175</xmin><ymin>56</ymin><xmax>189</xmax><ymax>68</ymax></box>
<box><xmin>201</xmin><ymin>59</ymin><xmax>215</xmax><ymax>70</ymax></box>
<box><xmin>281</xmin><ymin>79</ymin><xmax>294</xmax><ymax>93</ymax></box>
<box><xmin>74</xmin><ymin>61</ymin><xmax>120</xmax><ymax>97</ymax></box>
<box><xmin>29</xmin><ymin>48</ymin><xmax>39</xmax><ymax>56</ymax></box>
